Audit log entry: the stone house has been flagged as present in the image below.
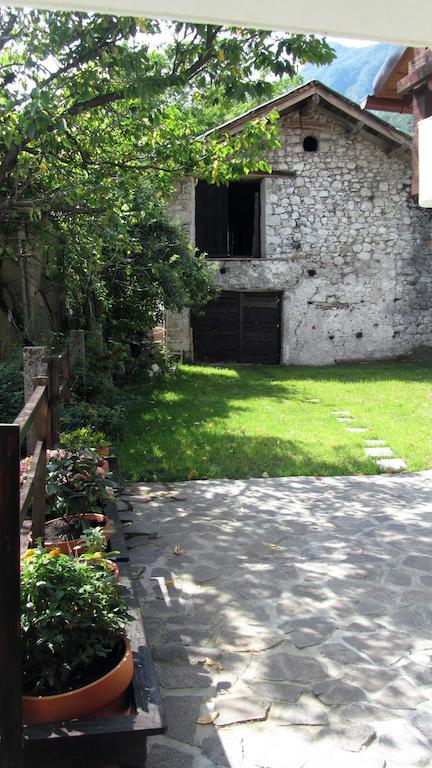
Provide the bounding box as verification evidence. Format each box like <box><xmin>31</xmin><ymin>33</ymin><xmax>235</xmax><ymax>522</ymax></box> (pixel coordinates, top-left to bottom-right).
<box><xmin>166</xmin><ymin>81</ymin><xmax>432</xmax><ymax>366</ymax></box>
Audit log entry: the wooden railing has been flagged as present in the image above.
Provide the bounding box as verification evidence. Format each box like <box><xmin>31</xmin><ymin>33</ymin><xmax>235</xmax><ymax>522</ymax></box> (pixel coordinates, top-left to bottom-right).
<box><xmin>0</xmin><ymin>352</ymin><xmax>68</xmax><ymax>768</ymax></box>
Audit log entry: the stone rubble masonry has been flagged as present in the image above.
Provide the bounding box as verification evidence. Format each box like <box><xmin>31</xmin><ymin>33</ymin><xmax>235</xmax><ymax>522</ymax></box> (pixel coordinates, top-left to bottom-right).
<box><xmin>166</xmin><ymin>108</ymin><xmax>432</xmax><ymax>365</ymax></box>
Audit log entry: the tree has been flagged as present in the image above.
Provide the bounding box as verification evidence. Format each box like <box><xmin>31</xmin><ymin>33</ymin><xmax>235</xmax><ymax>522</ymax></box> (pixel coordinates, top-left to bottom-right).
<box><xmin>0</xmin><ymin>9</ymin><xmax>335</xmax><ymax>340</ymax></box>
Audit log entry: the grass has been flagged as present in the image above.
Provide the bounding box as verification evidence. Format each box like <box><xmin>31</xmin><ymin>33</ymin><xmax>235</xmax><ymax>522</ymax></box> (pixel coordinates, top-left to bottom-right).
<box><xmin>117</xmin><ymin>362</ymin><xmax>432</xmax><ymax>482</ymax></box>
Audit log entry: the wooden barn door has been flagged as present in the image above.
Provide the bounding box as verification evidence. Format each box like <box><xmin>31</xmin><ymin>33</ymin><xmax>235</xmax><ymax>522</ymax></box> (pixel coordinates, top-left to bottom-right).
<box><xmin>241</xmin><ymin>292</ymin><xmax>281</xmax><ymax>363</ymax></box>
<box><xmin>192</xmin><ymin>291</ymin><xmax>281</xmax><ymax>364</ymax></box>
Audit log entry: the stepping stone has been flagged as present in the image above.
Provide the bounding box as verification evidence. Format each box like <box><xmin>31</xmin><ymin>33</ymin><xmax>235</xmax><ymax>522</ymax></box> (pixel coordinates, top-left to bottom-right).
<box><xmin>375</xmin><ymin>458</ymin><xmax>406</xmax><ymax>471</ymax></box>
<box><xmin>336</xmin><ymin>417</ymin><xmax>356</xmax><ymax>422</ymax></box>
<box><xmin>332</xmin><ymin>411</ymin><xmax>351</xmax><ymax>415</ymax></box>
<box><xmin>364</xmin><ymin>439</ymin><xmax>386</xmax><ymax>446</ymax></box>
<box><xmin>346</xmin><ymin>427</ymin><xmax>367</xmax><ymax>433</ymax></box>
<box><xmin>306</xmin><ymin>398</ymin><xmax>320</xmax><ymax>403</ymax></box>
<box><xmin>365</xmin><ymin>447</ymin><xmax>393</xmax><ymax>458</ymax></box>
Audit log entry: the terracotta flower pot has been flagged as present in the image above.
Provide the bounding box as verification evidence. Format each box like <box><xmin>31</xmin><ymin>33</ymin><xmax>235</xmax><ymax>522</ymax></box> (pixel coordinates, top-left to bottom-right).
<box><xmin>101</xmin><ymin>559</ymin><xmax>120</xmax><ymax>583</ymax></box>
<box><xmin>97</xmin><ymin>446</ymin><xmax>110</xmax><ymax>457</ymax></box>
<box><xmin>23</xmin><ymin>639</ymin><xmax>134</xmax><ymax>724</ymax></box>
<box><xmin>39</xmin><ymin>513</ymin><xmax>111</xmax><ymax>555</ymax></box>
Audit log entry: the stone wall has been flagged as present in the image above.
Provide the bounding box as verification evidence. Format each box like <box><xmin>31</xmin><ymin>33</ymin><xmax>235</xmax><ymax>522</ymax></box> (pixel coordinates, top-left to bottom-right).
<box><xmin>166</xmin><ymin>109</ymin><xmax>432</xmax><ymax>365</ymax></box>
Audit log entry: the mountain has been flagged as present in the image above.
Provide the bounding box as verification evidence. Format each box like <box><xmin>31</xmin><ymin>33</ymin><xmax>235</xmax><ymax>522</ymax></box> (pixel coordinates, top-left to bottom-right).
<box><xmin>302</xmin><ymin>42</ymin><xmax>412</xmax><ymax>134</ymax></box>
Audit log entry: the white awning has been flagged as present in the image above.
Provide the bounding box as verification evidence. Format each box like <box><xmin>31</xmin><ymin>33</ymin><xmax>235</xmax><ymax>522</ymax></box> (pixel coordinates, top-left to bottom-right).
<box><xmin>5</xmin><ymin>0</ymin><xmax>432</xmax><ymax>48</ymax></box>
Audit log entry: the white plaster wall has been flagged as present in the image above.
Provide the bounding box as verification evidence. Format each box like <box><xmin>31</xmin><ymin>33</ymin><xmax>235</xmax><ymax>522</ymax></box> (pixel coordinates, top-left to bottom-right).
<box><xmin>166</xmin><ymin>109</ymin><xmax>432</xmax><ymax>365</ymax></box>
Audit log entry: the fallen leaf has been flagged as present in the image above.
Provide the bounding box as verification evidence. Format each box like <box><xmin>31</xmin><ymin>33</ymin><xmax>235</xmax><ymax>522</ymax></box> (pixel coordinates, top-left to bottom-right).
<box><xmin>173</xmin><ymin>546</ymin><xmax>184</xmax><ymax>556</ymax></box>
<box><xmin>196</xmin><ymin>712</ymin><xmax>220</xmax><ymax>725</ymax></box>
<box><xmin>165</xmin><ymin>578</ymin><xmax>176</xmax><ymax>587</ymax></box>
<box><xmin>262</xmin><ymin>541</ymin><xmax>283</xmax><ymax>550</ymax></box>
<box><xmin>204</xmin><ymin>657</ymin><xmax>224</xmax><ymax>670</ymax></box>
<box><xmin>262</xmin><ymin>471</ymin><xmax>269</xmax><ymax>478</ymax></box>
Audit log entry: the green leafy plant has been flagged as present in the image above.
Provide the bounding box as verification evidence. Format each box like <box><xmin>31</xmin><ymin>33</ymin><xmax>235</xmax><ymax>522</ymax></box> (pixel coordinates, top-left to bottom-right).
<box><xmin>59</xmin><ymin>428</ymin><xmax>109</xmax><ymax>453</ymax></box>
<box><xmin>21</xmin><ymin>546</ymin><xmax>130</xmax><ymax>696</ymax></box>
<box><xmin>0</xmin><ymin>351</ymin><xmax>24</xmax><ymax>422</ymax></box>
<box><xmin>60</xmin><ymin>401</ymin><xmax>126</xmax><ymax>440</ymax></box>
<box><xmin>45</xmin><ymin>450</ymin><xmax>112</xmax><ymax>519</ymax></box>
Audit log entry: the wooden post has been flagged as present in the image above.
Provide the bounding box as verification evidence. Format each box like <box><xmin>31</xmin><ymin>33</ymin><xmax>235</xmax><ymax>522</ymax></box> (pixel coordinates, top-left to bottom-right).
<box><xmin>48</xmin><ymin>356</ymin><xmax>60</xmax><ymax>447</ymax></box>
<box><xmin>0</xmin><ymin>424</ymin><xmax>23</xmax><ymax>768</ymax></box>
<box><xmin>31</xmin><ymin>376</ymin><xmax>52</xmax><ymax>453</ymax></box>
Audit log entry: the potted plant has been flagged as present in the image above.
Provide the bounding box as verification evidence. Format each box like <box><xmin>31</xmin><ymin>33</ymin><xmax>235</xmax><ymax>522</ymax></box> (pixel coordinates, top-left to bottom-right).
<box><xmin>77</xmin><ymin>525</ymin><xmax>120</xmax><ymax>582</ymax></box>
<box><xmin>34</xmin><ymin>450</ymin><xmax>114</xmax><ymax>553</ymax></box>
<box><xmin>21</xmin><ymin>546</ymin><xmax>133</xmax><ymax>723</ymax></box>
<box><xmin>60</xmin><ymin>428</ymin><xmax>111</xmax><ymax>468</ymax></box>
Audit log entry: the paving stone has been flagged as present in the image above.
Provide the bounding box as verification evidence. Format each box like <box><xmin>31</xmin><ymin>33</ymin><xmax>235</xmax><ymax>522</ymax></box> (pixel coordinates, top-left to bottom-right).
<box><xmin>320</xmin><ymin>642</ymin><xmax>364</xmax><ymax>664</ymax></box>
<box><xmin>191</xmin><ymin>564</ymin><xmax>221</xmax><ymax>583</ymax></box>
<box><xmin>155</xmin><ymin>663</ymin><xmax>212</xmax><ymax>689</ymax></box>
<box><xmin>313</xmin><ymin>679</ymin><xmax>367</xmax><ymax>705</ymax></box>
<box><xmin>246</xmin><ymin>652</ymin><xmax>327</xmax><ymax>684</ymax></box>
<box><xmin>372</xmin><ymin>677</ymin><xmax>428</xmax><ymax>709</ymax></box>
<box><xmin>242</xmin><ymin>728</ymin><xmax>313</xmax><ymax>768</ymax></box>
<box><xmin>345</xmin><ymin>665</ymin><xmax>399</xmax><ymax>693</ymax></box>
<box><xmin>333</xmin><ymin>411</ymin><xmax>351</xmax><ymax>416</ymax></box>
<box><xmin>152</xmin><ymin>644</ymin><xmax>222</xmax><ymax>664</ymax></box>
<box><xmin>319</xmin><ymin>722</ymin><xmax>376</xmax><ymax>752</ymax></box>
<box><xmin>247</xmin><ymin>681</ymin><xmax>304</xmax><ymax>702</ymax></box>
<box><xmin>420</xmin><ymin>573</ymin><xmax>432</xmax><ymax>586</ymax></box>
<box><xmin>282</xmin><ymin>617</ymin><xmax>337</xmax><ymax>647</ymax></box>
<box><xmin>365</xmin><ymin>447</ymin><xmax>393</xmax><ymax>458</ymax></box>
<box><xmin>214</xmin><ymin>696</ymin><xmax>270</xmax><ymax>727</ymax></box>
<box><xmin>163</xmin><ymin>695</ymin><xmax>202</xmax><ymax>744</ymax></box>
<box><xmin>412</xmin><ymin>712</ymin><xmax>432</xmax><ymax>741</ymax></box>
<box><xmin>337</xmin><ymin>417</ymin><xmax>356</xmax><ymax>422</ymax></box>
<box><xmin>378</xmin><ymin>720</ymin><xmax>432</xmax><ymax>766</ymax></box>
<box><xmin>269</xmin><ymin>697</ymin><xmax>329</xmax><ymax>726</ymax></box>
<box><xmin>385</xmin><ymin>569</ymin><xmax>412</xmax><ymax>587</ymax></box>
<box><xmin>347</xmin><ymin>427</ymin><xmax>368</xmax><ymax>433</ymax></box>
<box><xmin>200</xmin><ymin>734</ymin><xmax>239</xmax><ymax>767</ymax></box>
<box><xmin>391</xmin><ymin>605</ymin><xmax>432</xmax><ymax>637</ymax></box>
<box><xmin>346</xmin><ymin>631</ymin><xmax>411</xmax><ymax>665</ymax></box>
<box><xmin>364</xmin><ymin>440</ymin><xmax>386</xmax><ymax>446</ymax></box>
<box><xmin>375</xmin><ymin>458</ymin><xmax>407</xmax><ymax>471</ymax></box>
<box><xmin>303</xmin><ymin>750</ymin><xmax>385</xmax><ymax>768</ymax></box>
<box><xmin>215</xmin><ymin>625</ymin><xmax>284</xmax><ymax>653</ymax></box>
<box><xmin>339</xmin><ymin>703</ymin><xmax>396</xmax><ymax>722</ymax></box>
<box><xmin>403</xmin><ymin>554</ymin><xmax>432</xmax><ymax>572</ymax></box>
<box><xmin>147</xmin><ymin>744</ymin><xmax>194</xmax><ymax>768</ymax></box>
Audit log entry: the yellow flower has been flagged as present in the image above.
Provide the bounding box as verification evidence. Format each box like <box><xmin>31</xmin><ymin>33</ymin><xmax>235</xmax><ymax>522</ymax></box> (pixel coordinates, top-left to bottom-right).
<box><xmin>91</xmin><ymin>552</ymin><xmax>102</xmax><ymax>561</ymax></box>
<box><xmin>48</xmin><ymin>548</ymin><xmax>61</xmax><ymax>558</ymax></box>
<box><xmin>22</xmin><ymin>548</ymin><xmax>35</xmax><ymax>560</ymax></box>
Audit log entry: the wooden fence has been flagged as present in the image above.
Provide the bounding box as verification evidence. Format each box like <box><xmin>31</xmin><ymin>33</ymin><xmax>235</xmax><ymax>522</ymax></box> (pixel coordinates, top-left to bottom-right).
<box><xmin>0</xmin><ymin>351</ymin><xmax>69</xmax><ymax>768</ymax></box>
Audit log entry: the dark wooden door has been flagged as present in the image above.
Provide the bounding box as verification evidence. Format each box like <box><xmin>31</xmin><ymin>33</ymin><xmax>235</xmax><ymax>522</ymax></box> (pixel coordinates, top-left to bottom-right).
<box><xmin>195</xmin><ymin>181</ymin><xmax>228</xmax><ymax>257</ymax></box>
<box><xmin>192</xmin><ymin>291</ymin><xmax>281</xmax><ymax>364</ymax></box>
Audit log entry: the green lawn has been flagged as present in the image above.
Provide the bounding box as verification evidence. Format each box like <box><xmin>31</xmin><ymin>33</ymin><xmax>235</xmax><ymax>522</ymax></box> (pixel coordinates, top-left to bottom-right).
<box><xmin>117</xmin><ymin>363</ymin><xmax>432</xmax><ymax>482</ymax></box>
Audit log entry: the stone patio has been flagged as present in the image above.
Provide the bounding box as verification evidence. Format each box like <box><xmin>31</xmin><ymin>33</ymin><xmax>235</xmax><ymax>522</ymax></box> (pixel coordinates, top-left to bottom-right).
<box><xmin>118</xmin><ymin>471</ymin><xmax>432</xmax><ymax>768</ymax></box>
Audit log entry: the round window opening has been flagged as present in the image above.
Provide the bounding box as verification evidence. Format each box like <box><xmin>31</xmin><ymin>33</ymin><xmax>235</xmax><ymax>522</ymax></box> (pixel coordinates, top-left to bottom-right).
<box><xmin>303</xmin><ymin>135</ymin><xmax>318</xmax><ymax>152</ymax></box>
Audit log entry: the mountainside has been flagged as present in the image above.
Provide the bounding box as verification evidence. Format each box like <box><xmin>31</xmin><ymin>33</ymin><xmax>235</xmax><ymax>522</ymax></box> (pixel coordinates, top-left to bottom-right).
<box><xmin>302</xmin><ymin>42</ymin><xmax>412</xmax><ymax>134</ymax></box>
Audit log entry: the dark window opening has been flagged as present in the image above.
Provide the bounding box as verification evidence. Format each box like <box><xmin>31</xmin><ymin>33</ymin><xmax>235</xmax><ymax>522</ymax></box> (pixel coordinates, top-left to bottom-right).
<box><xmin>195</xmin><ymin>180</ymin><xmax>261</xmax><ymax>258</ymax></box>
<box><xmin>303</xmin><ymin>135</ymin><xmax>318</xmax><ymax>152</ymax></box>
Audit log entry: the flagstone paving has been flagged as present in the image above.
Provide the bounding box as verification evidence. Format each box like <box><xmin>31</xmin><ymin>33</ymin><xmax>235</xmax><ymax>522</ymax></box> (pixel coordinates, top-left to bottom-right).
<box><xmin>118</xmin><ymin>471</ymin><xmax>432</xmax><ymax>768</ymax></box>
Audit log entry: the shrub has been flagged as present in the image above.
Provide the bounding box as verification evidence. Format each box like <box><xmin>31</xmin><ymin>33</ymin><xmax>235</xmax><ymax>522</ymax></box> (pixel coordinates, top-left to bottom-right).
<box><xmin>60</xmin><ymin>401</ymin><xmax>126</xmax><ymax>440</ymax></box>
